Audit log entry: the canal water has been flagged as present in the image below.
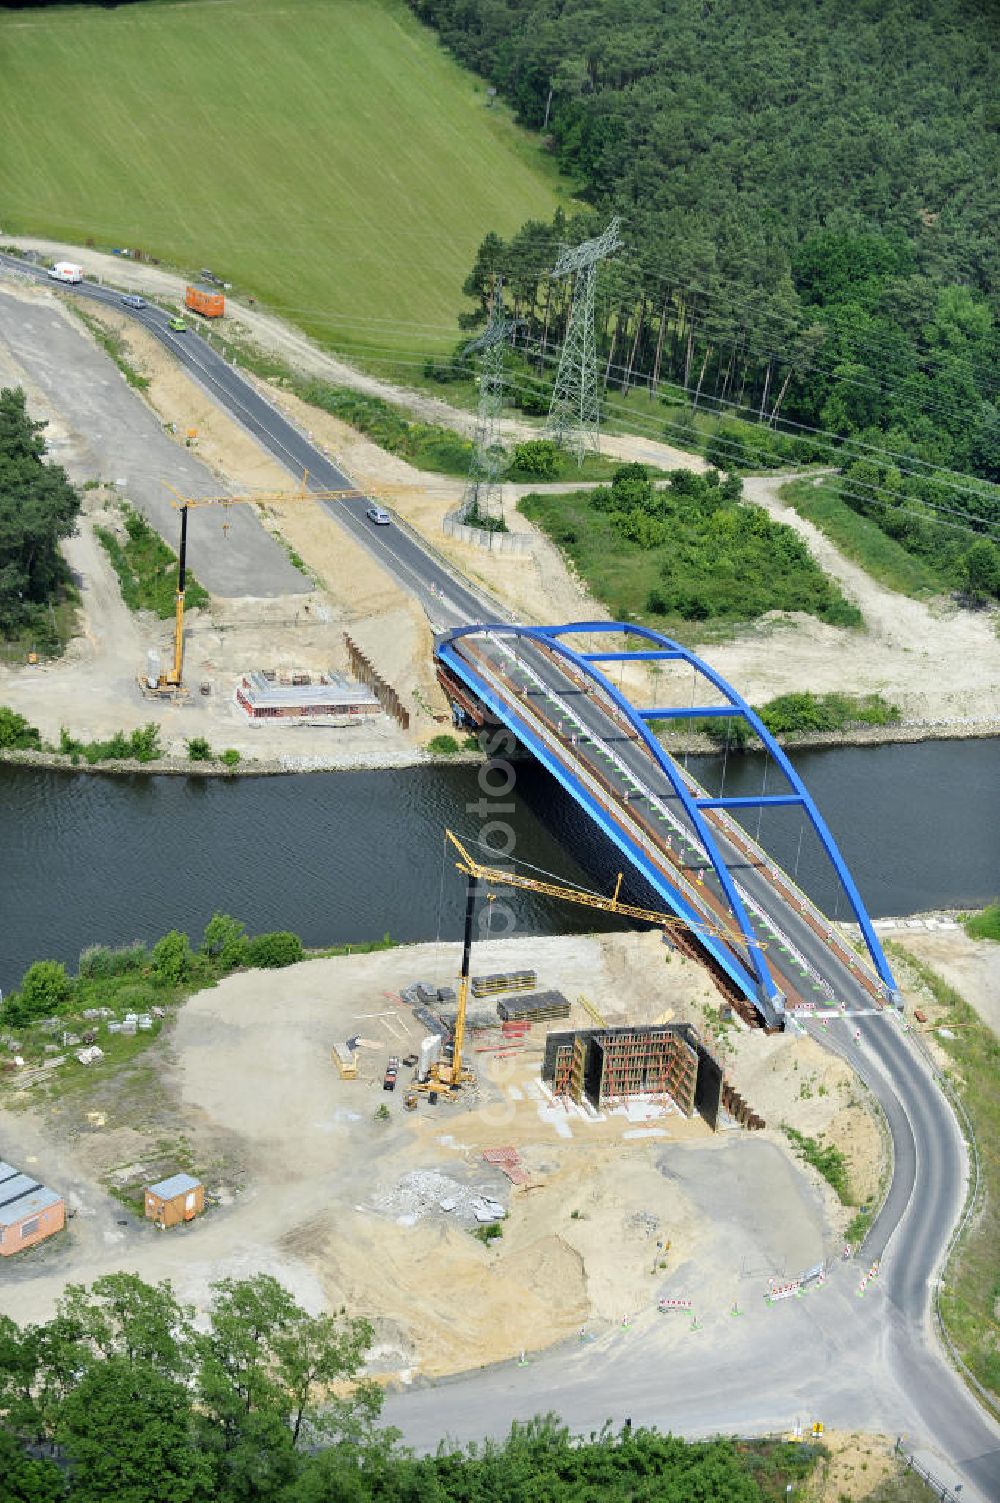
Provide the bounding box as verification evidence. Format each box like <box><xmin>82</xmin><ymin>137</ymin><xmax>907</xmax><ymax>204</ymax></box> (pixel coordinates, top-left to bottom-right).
<box><xmin>1</xmin><ymin>739</ymin><xmax>997</xmax><ymax>991</ymax></box>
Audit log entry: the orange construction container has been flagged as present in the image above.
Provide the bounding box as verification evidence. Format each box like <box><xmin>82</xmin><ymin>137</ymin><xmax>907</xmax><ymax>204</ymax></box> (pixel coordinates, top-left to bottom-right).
<box><xmin>185</xmin><ymin>284</ymin><xmax>225</xmax><ymax>318</ymax></box>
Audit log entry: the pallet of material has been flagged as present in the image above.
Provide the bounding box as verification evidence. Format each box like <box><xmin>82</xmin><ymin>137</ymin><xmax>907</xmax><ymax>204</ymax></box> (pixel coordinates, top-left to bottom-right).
<box><xmin>497</xmin><ymin>990</ymin><xmax>570</xmax><ymax>1023</ymax></box>
<box><xmin>471</xmin><ymin>970</ymin><xmax>537</xmax><ymax>998</ymax></box>
<box><xmin>412</xmin><ymin>1006</ymin><xmax>449</xmax><ymax>1038</ymax></box>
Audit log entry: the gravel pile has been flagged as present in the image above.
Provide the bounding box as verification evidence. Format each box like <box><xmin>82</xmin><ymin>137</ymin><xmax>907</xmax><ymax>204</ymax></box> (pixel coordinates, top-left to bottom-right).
<box><xmin>370</xmin><ymin>1170</ymin><xmax>506</xmax><ymax>1226</ymax></box>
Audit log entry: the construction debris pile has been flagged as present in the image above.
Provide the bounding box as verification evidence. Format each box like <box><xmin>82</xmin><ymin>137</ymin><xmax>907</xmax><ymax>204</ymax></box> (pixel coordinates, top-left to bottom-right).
<box><xmin>369</xmin><ymin>1170</ymin><xmax>507</xmax><ymax>1226</ymax></box>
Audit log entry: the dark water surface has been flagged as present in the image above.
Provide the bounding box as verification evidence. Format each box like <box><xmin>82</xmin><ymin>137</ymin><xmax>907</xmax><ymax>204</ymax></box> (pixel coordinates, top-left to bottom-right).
<box><xmin>1</xmin><ymin>738</ymin><xmax>997</xmax><ymax>990</ymax></box>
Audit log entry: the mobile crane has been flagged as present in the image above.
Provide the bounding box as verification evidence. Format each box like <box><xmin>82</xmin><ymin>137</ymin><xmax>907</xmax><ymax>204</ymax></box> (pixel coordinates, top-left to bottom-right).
<box><xmin>147</xmin><ymin>478</ymin><xmax>367</xmax><ymax>693</ymax></box>
<box><xmin>416</xmin><ymin>830</ymin><xmax>760</xmax><ymax>1097</ymax></box>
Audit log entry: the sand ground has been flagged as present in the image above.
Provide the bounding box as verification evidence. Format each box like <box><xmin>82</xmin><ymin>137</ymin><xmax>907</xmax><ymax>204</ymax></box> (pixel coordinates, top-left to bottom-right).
<box><xmin>0</xmin><ymin>282</ymin><xmax>448</xmax><ymax>764</ymax></box>
<box><xmin>0</xmin><ymin>931</ymin><xmax>879</xmax><ymax>1379</ymax></box>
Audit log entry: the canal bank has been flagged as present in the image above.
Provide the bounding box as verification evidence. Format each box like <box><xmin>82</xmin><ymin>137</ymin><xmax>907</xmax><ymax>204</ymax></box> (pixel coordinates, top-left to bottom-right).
<box><xmin>2</xmin><ymin>713</ymin><xmax>999</xmax><ymax>781</ymax></box>
<box><xmin>1</xmin><ymin>737</ymin><xmax>997</xmax><ymax>991</ymax></box>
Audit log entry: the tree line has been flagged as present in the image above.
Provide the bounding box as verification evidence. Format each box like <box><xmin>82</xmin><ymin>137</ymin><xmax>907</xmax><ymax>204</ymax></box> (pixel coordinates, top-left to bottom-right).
<box><xmin>0</xmin><ymin>1270</ymin><xmax>817</xmax><ymax>1501</ymax></box>
<box><xmin>0</xmin><ymin>388</ymin><xmax>81</xmax><ymax>648</ymax></box>
<box><xmin>411</xmin><ymin>0</ymin><xmax>1000</xmax><ymax>594</ymax></box>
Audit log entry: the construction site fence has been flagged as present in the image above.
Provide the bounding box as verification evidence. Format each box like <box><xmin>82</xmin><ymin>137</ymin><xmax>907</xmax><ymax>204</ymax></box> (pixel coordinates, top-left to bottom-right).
<box><xmin>344</xmin><ymin>634</ymin><xmax>409</xmax><ymax>730</ymax></box>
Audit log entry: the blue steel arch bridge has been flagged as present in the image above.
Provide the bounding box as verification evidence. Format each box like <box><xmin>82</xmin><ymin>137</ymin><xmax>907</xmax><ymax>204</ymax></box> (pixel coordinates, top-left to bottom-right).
<box><xmin>435</xmin><ymin>621</ymin><xmax>899</xmax><ymax>1030</ymax></box>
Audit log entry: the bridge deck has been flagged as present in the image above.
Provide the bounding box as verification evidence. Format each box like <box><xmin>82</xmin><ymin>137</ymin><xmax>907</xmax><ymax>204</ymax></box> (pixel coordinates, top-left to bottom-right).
<box><xmin>438</xmin><ymin>625</ymin><xmax>892</xmax><ymax>1027</ymax></box>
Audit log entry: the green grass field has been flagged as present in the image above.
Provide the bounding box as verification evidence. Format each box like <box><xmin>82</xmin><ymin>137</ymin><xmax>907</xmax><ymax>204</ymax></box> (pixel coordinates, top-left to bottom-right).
<box><xmin>780</xmin><ymin>479</ymin><xmax>945</xmax><ymax>598</ymax></box>
<box><xmin>0</xmin><ymin>0</ymin><xmax>568</xmax><ymax>356</ymax></box>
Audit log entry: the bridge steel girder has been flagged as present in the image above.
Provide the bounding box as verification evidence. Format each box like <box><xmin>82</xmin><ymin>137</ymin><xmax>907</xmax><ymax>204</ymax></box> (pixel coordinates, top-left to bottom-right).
<box><xmin>436</xmin><ymin>620</ymin><xmax>898</xmax><ymax>1013</ymax></box>
<box><xmin>435</xmin><ymin>631</ymin><xmax>772</xmax><ymax>1018</ymax></box>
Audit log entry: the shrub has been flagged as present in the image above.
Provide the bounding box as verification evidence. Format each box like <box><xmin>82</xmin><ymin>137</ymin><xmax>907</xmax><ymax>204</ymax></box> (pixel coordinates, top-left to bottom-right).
<box><xmin>114</xmin><ymin>984</ymin><xmax>158</xmax><ymax>1014</ymax></box>
<box><xmin>245</xmin><ymin>931</ymin><xmax>304</xmax><ymax>968</ymax></box>
<box><xmin>427</xmin><ymin>734</ymin><xmax>459</xmax><ymax>756</ymax></box>
<box><xmin>186</xmin><ymin>737</ymin><xmax>212</xmax><ymax>762</ymax></box>
<box><xmin>463</xmin><ymin>506</ymin><xmax>509</xmax><ymax>533</ymax></box>
<box><xmin>965</xmin><ymin>903</ymin><xmax>1000</xmax><ymax>942</ymax></box>
<box><xmin>473</xmin><ymin>1221</ymin><xmax>504</xmax><ymax>1244</ymax></box>
<box><xmin>510</xmin><ymin>438</ymin><xmax>561</xmax><ymax>480</ymax></box>
<box><xmin>201</xmin><ymin>913</ymin><xmax>248</xmax><ymax>971</ymax></box>
<box><xmin>220</xmin><ymin>748</ymin><xmax>241</xmax><ymax>768</ymax></box>
<box><xmin>57</xmin><ymin>723</ymin><xmax>161</xmax><ymax>764</ymax></box>
<box><xmin>0</xmin><ymin>706</ymin><xmax>42</xmax><ymax>751</ymax></box>
<box><xmin>128</xmin><ymin>724</ymin><xmax>161</xmax><ymax>763</ymax></box>
<box><xmin>10</xmin><ymin>960</ymin><xmax>74</xmax><ymax>1023</ymax></box>
<box><xmin>151</xmin><ymin>930</ymin><xmax>194</xmax><ymax>985</ymax></box>
<box><xmin>78</xmin><ymin>942</ymin><xmax>146</xmax><ymax>979</ymax></box>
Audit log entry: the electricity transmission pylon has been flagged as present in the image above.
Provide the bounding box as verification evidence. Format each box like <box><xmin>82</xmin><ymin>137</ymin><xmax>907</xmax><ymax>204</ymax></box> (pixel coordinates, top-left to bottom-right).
<box><xmin>461</xmin><ymin>283</ymin><xmax>518</xmax><ymax>524</ymax></box>
<box><xmin>546</xmin><ymin>217</ymin><xmax>622</xmax><ymax>463</ymax></box>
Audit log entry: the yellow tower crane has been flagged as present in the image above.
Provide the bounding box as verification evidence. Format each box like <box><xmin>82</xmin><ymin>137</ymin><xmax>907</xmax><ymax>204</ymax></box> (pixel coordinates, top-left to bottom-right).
<box><xmin>421</xmin><ymin>829</ymin><xmax>756</xmax><ymax>1097</ymax></box>
<box><xmin>151</xmin><ymin>478</ymin><xmax>367</xmax><ymax>692</ymax></box>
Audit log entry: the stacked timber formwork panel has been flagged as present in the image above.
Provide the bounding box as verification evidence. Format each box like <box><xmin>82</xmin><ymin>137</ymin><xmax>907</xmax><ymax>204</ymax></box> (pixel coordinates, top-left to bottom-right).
<box><xmin>497</xmin><ymin>990</ymin><xmax>571</xmax><ymax>1023</ymax></box>
<box><xmin>471</xmin><ymin>970</ymin><xmax>537</xmax><ymax>998</ymax></box>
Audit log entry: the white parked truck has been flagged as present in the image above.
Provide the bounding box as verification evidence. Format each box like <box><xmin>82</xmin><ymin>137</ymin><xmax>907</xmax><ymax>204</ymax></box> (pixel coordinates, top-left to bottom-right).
<box><xmin>47</xmin><ymin>261</ymin><xmax>83</xmax><ymax>284</ymax></box>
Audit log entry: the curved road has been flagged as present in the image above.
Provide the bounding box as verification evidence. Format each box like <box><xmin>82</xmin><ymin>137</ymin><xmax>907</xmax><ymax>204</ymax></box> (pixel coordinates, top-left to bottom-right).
<box><xmin>3</xmin><ymin>254</ymin><xmax>997</xmax><ymax>1496</ymax></box>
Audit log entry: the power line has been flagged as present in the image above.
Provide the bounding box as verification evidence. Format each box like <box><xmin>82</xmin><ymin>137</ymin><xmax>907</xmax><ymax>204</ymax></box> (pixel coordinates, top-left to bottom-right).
<box><xmin>546</xmin><ymin>217</ymin><xmax>622</xmax><ymax>462</ymax></box>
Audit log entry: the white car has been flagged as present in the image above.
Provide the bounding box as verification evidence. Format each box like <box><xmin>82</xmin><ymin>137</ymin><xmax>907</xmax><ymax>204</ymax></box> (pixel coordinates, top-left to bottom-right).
<box><xmin>366</xmin><ymin>506</ymin><xmax>391</xmax><ymax>525</ymax></box>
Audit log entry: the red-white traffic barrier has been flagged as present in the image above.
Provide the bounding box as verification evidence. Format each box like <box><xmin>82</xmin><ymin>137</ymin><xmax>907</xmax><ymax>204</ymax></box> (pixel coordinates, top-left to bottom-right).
<box><xmin>766</xmin><ymin>1280</ymin><xmax>802</xmax><ymax>1303</ymax></box>
<box><xmin>658</xmin><ymin>1297</ymin><xmax>692</xmax><ymax>1312</ymax></box>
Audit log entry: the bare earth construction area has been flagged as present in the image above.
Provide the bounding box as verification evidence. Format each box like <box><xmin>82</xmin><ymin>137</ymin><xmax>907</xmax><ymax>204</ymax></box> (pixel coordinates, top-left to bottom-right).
<box><xmin>0</xmin><ymin>932</ymin><xmax>881</xmax><ymax>1380</ymax></box>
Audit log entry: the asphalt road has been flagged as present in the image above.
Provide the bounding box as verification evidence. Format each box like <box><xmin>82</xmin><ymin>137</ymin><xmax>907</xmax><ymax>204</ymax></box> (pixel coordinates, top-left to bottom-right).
<box><xmin>0</xmin><ymin>253</ymin><xmax>491</xmax><ymax>627</ymax></box>
<box><xmin>0</xmin><ymin>284</ymin><xmax>304</xmax><ymax>598</ymax></box>
<box><xmin>5</xmin><ymin>254</ymin><xmax>996</xmax><ymax>1495</ymax></box>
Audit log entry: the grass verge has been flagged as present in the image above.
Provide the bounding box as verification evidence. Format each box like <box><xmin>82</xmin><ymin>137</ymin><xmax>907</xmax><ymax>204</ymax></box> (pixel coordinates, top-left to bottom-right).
<box><xmin>886</xmin><ymin>942</ymin><xmax>1000</xmax><ymax>1403</ymax></box>
<box><xmin>221</xmin><ymin>348</ymin><xmax>641</xmax><ymax>484</ymax></box>
<box><xmin>96</xmin><ymin>503</ymin><xmax>209</xmax><ymax>618</ymax></box>
<box><xmin>782</xmin><ymin>1125</ymin><xmax>853</xmax><ymax>1204</ymax></box>
<box><xmin>71</xmin><ymin>306</ymin><xmax>149</xmax><ymax>390</ymax></box>
<box><xmin>780</xmin><ymin>478</ymin><xmax>944</xmax><ymax>598</ymax></box>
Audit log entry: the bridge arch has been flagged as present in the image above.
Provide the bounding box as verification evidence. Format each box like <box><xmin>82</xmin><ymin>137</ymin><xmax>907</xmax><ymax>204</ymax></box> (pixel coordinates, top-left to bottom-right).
<box><xmin>437</xmin><ymin>620</ymin><xmax>898</xmax><ymax>1021</ymax></box>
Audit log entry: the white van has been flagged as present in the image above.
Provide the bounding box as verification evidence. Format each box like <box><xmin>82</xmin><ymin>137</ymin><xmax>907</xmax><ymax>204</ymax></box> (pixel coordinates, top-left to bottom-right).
<box><xmin>47</xmin><ymin>262</ymin><xmax>83</xmax><ymax>284</ymax></box>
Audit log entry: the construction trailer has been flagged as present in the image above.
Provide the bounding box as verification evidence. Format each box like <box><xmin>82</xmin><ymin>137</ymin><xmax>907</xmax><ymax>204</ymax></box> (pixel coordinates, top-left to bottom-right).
<box><xmin>145</xmin><ymin>1172</ymin><xmax>204</xmax><ymax>1229</ymax></box>
<box><xmin>543</xmin><ymin>1024</ymin><xmax>724</xmax><ymax>1127</ymax></box>
<box><xmin>0</xmin><ymin>1162</ymin><xmax>65</xmax><ymax>1255</ymax></box>
<box><xmin>185</xmin><ymin>284</ymin><xmax>225</xmax><ymax>318</ymax></box>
